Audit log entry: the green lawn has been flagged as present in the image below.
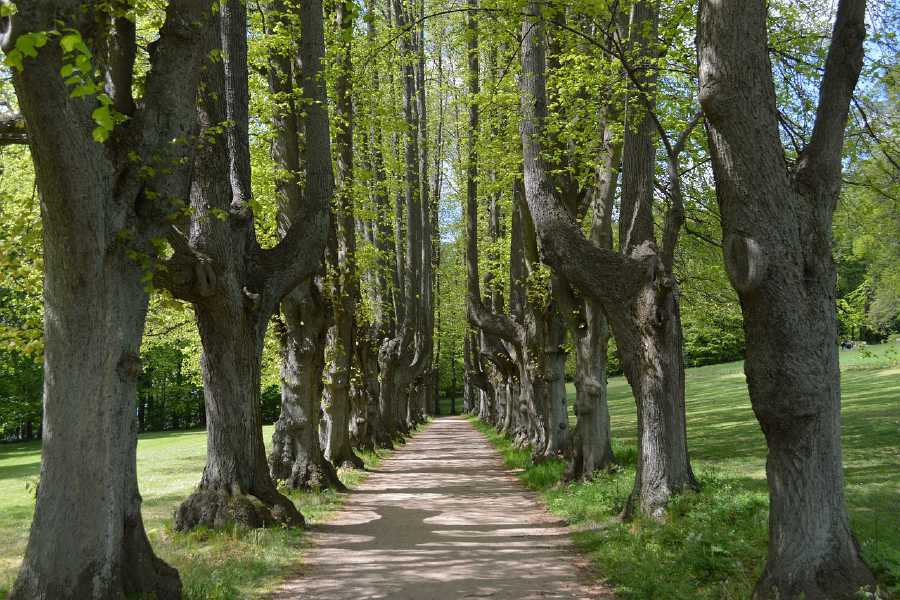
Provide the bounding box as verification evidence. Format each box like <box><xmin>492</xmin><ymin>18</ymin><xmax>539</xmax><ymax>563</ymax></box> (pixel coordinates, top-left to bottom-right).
<box><xmin>1</xmin><ymin>342</ymin><xmax>897</xmax><ymax>598</ymax></box>
<box><xmin>0</xmin><ymin>425</ymin><xmax>392</xmax><ymax>598</ymax></box>
<box><xmin>473</xmin><ymin>340</ymin><xmax>900</xmax><ymax>599</ymax></box>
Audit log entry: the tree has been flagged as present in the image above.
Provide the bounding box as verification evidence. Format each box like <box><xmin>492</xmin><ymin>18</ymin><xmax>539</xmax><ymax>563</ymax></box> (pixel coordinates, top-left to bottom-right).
<box><xmin>2</xmin><ymin>0</ymin><xmax>213</xmax><ymax>596</ymax></box>
<box><xmin>321</xmin><ymin>0</ymin><xmax>364</xmax><ymax>470</ymax></box>
<box><xmin>378</xmin><ymin>0</ymin><xmax>435</xmax><ymax>438</ymax></box>
<box><xmin>261</xmin><ymin>0</ymin><xmax>345</xmax><ymax>490</ymax></box>
<box><xmin>161</xmin><ymin>0</ymin><xmax>332</xmax><ymax>532</ymax></box>
<box><xmin>697</xmin><ymin>0</ymin><xmax>877</xmax><ymax>596</ymax></box>
<box><xmin>518</xmin><ymin>0</ymin><xmax>698</xmax><ymax>516</ymax></box>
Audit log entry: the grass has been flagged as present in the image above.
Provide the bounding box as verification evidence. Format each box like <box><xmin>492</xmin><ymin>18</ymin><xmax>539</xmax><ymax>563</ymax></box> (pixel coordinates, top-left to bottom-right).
<box><xmin>470</xmin><ymin>340</ymin><xmax>900</xmax><ymax>599</ymax></box>
<box><xmin>0</xmin><ymin>424</ymin><xmax>410</xmax><ymax>599</ymax></box>
<box><xmin>1</xmin><ymin>341</ymin><xmax>897</xmax><ymax>598</ymax></box>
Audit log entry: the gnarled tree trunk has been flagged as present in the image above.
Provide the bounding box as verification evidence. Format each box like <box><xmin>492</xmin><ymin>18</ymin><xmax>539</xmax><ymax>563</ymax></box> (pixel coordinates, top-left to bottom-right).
<box><xmin>263</xmin><ymin>0</ymin><xmax>342</xmax><ymax>491</ymax></box>
<box><xmin>518</xmin><ymin>0</ymin><xmax>697</xmax><ymax>517</ymax></box>
<box><xmin>4</xmin><ymin>1</ymin><xmax>212</xmax><ymax>596</ymax></box>
<box><xmin>269</xmin><ymin>280</ymin><xmax>344</xmax><ymax>490</ymax></box>
<box><xmin>698</xmin><ymin>1</ymin><xmax>876</xmax><ymax>596</ymax></box>
<box><xmin>162</xmin><ymin>0</ymin><xmax>333</xmax><ymax>531</ymax></box>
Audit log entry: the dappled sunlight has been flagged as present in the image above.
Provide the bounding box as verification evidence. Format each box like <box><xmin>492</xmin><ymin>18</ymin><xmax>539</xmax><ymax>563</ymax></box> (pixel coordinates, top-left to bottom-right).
<box><xmin>271</xmin><ymin>418</ymin><xmax>613</xmax><ymax>598</ymax></box>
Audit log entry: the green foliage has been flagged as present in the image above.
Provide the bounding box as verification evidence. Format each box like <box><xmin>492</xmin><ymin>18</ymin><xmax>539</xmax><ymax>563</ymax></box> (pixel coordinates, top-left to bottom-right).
<box><xmin>136</xmin><ymin>341</ymin><xmax>204</xmax><ymax>432</ymax></box>
<box><xmin>0</xmin><ymin>149</ymin><xmax>42</xmax><ymax>361</ymax></box>
<box><xmin>0</xmin><ymin>348</ymin><xmax>41</xmax><ymax>440</ymax></box>
<box><xmin>682</xmin><ymin>310</ymin><xmax>745</xmax><ymax>368</ymax></box>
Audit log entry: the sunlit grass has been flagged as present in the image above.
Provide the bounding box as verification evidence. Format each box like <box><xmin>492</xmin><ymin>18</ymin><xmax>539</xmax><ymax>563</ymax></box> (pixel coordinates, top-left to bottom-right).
<box><xmin>0</xmin><ymin>424</ymin><xmax>399</xmax><ymax>598</ymax></box>
<box><xmin>475</xmin><ymin>348</ymin><xmax>900</xmax><ymax>599</ymax></box>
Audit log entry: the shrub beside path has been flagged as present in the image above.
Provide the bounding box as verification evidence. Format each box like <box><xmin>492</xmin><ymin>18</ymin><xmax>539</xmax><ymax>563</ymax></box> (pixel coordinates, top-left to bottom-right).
<box><xmin>270</xmin><ymin>416</ymin><xmax>616</xmax><ymax>599</ymax></box>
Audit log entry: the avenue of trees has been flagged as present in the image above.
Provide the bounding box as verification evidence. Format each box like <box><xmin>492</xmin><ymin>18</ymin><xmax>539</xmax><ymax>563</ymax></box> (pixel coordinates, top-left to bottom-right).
<box><xmin>0</xmin><ymin>0</ymin><xmax>897</xmax><ymax>597</ymax></box>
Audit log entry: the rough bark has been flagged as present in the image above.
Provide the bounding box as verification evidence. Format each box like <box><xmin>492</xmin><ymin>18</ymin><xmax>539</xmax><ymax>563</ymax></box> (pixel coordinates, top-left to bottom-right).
<box><xmin>321</xmin><ymin>0</ymin><xmax>363</xmax><ymax>470</ymax></box>
<box><xmin>4</xmin><ymin>1</ymin><xmax>212</xmax><ymax>597</ymax></box>
<box><xmin>162</xmin><ymin>0</ymin><xmax>332</xmax><ymax>531</ymax></box>
<box><xmin>697</xmin><ymin>1</ymin><xmax>876</xmax><ymax>597</ymax></box>
<box><xmin>269</xmin><ymin>280</ymin><xmax>344</xmax><ymax>490</ymax></box>
<box><xmin>519</xmin><ymin>1</ymin><xmax>696</xmax><ymax>516</ymax></box>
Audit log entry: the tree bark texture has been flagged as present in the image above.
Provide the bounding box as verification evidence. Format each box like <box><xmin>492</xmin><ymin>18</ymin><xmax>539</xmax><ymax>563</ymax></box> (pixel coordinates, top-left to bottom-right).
<box><xmin>163</xmin><ymin>0</ymin><xmax>333</xmax><ymax>531</ymax></box>
<box><xmin>519</xmin><ymin>1</ymin><xmax>696</xmax><ymax>516</ymax></box>
<box><xmin>269</xmin><ymin>280</ymin><xmax>344</xmax><ymax>490</ymax></box>
<box><xmin>697</xmin><ymin>1</ymin><xmax>876</xmax><ymax>597</ymax></box>
<box><xmin>4</xmin><ymin>1</ymin><xmax>213</xmax><ymax>596</ymax></box>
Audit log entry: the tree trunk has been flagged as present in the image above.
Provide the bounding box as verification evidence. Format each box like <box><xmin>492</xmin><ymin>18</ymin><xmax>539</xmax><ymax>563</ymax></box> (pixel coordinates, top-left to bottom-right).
<box><xmin>697</xmin><ymin>1</ymin><xmax>876</xmax><ymax>596</ymax></box>
<box><xmin>269</xmin><ymin>280</ymin><xmax>344</xmax><ymax>490</ymax></box>
<box><xmin>174</xmin><ymin>304</ymin><xmax>304</xmax><ymax>530</ymax></box>
<box><xmin>263</xmin><ymin>0</ymin><xmax>341</xmax><ymax>490</ymax></box>
<box><xmin>5</xmin><ymin>1</ymin><xmax>211</xmax><ymax>596</ymax></box>
<box><xmin>322</xmin><ymin>0</ymin><xmax>363</xmax><ymax>470</ymax></box>
<box><xmin>562</xmin><ymin>293</ymin><xmax>617</xmax><ymax>481</ymax></box>
<box><xmin>162</xmin><ymin>0</ymin><xmax>333</xmax><ymax>531</ymax></box>
<box><xmin>519</xmin><ymin>1</ymin><xmax>696</xmax><ymax>516</ymax></box>
<box><xmin>450</xmin><ymin>339</ymin><xmax>458</xmax><ymax>415</ymax></box>
<box><xmin>380</xmin><ymin>0</ymin><xmax>431</xmax><ymax>437</ymax></box>
<box><xmin>12</xmin><ymin>250</ymin><xmax>182</xmax><ymax>599</ymax></box>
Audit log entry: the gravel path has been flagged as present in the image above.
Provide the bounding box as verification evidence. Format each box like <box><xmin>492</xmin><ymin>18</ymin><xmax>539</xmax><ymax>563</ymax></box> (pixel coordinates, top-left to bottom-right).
<box><xmin>270</xmin><ymin>417</ymin><xmax>615</xmax><ymax>599</ymax></box>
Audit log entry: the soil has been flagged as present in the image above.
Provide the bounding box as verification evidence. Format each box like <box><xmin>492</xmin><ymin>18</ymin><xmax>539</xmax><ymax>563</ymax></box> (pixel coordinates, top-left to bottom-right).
<box><xmin>270</xmin><ymin>416</ymin><xmax>616</xmax><ymax>599</ymax></box>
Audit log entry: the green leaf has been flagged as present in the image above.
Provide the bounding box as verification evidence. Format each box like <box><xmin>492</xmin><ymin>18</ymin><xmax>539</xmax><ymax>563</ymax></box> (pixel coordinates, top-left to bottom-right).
<box><xmin>60</xmin><ymin>64</ymin><xmax>75</xmax><ymax>78</ymax></box>
<box><xmin>60</xmin><ymin>33</ymin><xmax>81</xmax><ymax>53</ymax></box>
<box><xmin>92</xmin><ymin>126</ymin><xmax>109</xmax><ymax>143</ymax></box>
<box><xmin>3</xmin><ymin>49</ymin><xmax>23</xmax><ymax>71</ymax></box>
<box><xmin>74</xmin><ymin>54</ymin><xmax>91</xmax><ymax>73</ymax></box>
<box><xmin>92</xmin><ymin>106</ymin><xmax>114</xmax><ymax>131</ymax></box>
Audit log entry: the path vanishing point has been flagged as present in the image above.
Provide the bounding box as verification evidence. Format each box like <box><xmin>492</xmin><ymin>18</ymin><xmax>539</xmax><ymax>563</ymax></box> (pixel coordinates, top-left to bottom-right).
<box><xmin>271</xmin><ymin>417</ymin><xmax>616</xmax><ymax>599</ymax></box>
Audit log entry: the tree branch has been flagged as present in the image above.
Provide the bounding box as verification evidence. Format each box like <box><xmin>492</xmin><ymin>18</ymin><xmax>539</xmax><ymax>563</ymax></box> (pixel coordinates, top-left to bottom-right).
<box><xmin>793</xmin><ymin>0</ymin><xmax>866</xmax><ymax>198</ymax></box>
<box><xmin>0</xmin><ymin>113</ymin><xmax>27</xmax><ymax>146</ymax></box>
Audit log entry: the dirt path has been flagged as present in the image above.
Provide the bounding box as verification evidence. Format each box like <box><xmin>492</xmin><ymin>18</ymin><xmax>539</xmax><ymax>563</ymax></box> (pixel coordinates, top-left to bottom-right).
<box><xmin>271</xmin><ymin>417</ymin><xmax>615</xmax><ymax>599</ymax></box>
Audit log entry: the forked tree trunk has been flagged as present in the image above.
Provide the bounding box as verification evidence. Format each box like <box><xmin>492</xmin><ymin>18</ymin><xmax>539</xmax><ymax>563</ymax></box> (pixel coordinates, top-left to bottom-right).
<box><xmin>162</xmin><ymin>0</ymin><xmax>333</xmax><ymax>531</ymax></box>
<box><xmin>5</xmin><ymin>1</ymin><xmax>211</xmax><ymax>596</ymax></box>
<box><xmin>698</xmin><ymin>1</ymin><xmax>876</xmax><ymax>596</ymax></box>
<box><xmin>519</xmin><ymin>1</ymin><xmax>696</xmax><ymax>517</ymax></box>
<box><xmin>264</xmin><ymin>0</ymin><xmax>343</xmax><ymax>492</ymax></box>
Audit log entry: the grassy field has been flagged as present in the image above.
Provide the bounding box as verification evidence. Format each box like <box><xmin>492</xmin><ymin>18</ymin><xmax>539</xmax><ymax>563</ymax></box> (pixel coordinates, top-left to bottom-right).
<box><xmin>0</xmin><ymin>425</ymin><xmax>397</xmax><ymax>598</ymax></box>
<box><xmin>0</xmin><ymin>342</ymin><xmax>897</xmax><ymax>598</ymax></box>
<box><xmin>472</xmin><ymin>340</ymin><xmax>900</xmax><ymax>599</ymax></box>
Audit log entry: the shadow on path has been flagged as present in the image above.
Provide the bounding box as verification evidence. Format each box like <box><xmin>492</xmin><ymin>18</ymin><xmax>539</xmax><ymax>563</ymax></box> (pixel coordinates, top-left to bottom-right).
<box><xmin>271</xmin><ymin>417</ymin><xmax>615</xmax><ymax>599</ymax></box>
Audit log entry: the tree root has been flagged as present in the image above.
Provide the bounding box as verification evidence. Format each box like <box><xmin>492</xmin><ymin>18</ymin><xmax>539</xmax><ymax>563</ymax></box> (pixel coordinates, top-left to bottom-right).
<box><xmin>173</xmin><ymin>486</ymin><xmax>303</xmax><ymax>532</ymax></box>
